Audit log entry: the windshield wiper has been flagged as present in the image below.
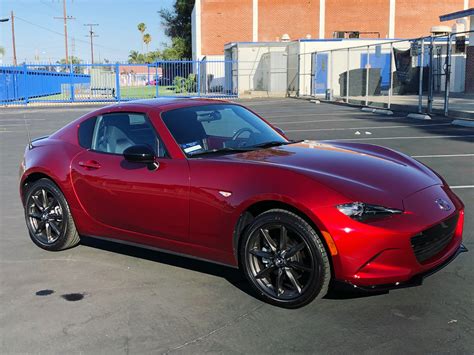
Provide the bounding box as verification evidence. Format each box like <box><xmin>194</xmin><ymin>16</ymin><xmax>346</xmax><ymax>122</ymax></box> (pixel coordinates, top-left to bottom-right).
<box><xmin>249</xmin><ymin>140</ymin><xmax>303</xmax><ymax>149</ymax></box>
<box><xmin>188</xmin><ymin>147</ymin><xmax>254</xmax><ymax>157</ymax></box>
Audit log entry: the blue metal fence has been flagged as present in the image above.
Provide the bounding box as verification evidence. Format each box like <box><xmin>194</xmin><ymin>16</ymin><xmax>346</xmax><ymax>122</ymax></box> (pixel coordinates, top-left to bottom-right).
<box><xmin>0</xmin><ymin>60</ymin><xmax>238</xmax><ymax>105</ymax></box>
<box><xmin>0</xmin><ymin>64</ymin><xmax>90</xmax><ymax>104</ymax></box>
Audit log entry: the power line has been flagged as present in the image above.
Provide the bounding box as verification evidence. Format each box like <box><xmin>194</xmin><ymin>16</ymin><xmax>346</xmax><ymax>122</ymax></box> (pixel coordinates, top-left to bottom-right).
<box><xmin>39</xmin><ymin>0</ymin><xmax>62</xmax><ymax>16</ymax></box>
<box><xmin>13</xmin><ymin>15</ymin><xmax>123</xmax><ymax>54</ymax></box>
<box><xmin>15</xmin><ymin>16</ymin><xmax>64</xmax><ymax>37</ymax></box>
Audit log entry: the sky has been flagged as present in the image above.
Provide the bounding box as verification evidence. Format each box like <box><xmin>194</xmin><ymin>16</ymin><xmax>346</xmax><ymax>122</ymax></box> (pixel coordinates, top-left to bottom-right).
<box><xmin>0</xmin><ymin>0</ymin><xmax>175</xmax><ymax>64</ymax></box>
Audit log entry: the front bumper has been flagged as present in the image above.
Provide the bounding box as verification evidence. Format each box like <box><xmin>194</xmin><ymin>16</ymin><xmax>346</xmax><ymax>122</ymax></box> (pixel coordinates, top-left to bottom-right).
<box><xmin>313</xmin><ymin>184</ymin><xmax>466</xmax><ymax>288</ymax></box>
<box><xmin>346</xmin><ymin>243</ymin><xmax>468</xmax><ymax>291</ymax></box>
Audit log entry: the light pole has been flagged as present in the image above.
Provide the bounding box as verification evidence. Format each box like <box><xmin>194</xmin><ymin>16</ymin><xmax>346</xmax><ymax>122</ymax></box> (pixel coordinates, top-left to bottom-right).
<box><xmin>0</xmin><ymin>12</ymin><xmax>17</xmax><ymax>65</ymax></box>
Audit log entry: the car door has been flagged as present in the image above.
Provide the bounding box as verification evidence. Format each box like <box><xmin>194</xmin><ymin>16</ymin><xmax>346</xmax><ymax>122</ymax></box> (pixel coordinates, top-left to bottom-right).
<box><xmin>70</xmin><ymin>111</ymin><xmax>189</xmax><ymax>242</ymax></box>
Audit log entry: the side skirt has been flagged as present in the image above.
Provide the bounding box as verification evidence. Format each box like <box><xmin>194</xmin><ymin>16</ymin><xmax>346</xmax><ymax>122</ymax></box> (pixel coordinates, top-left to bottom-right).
<box><xmin>83</xmin><ymin>235</ymin><xmax>239</xmax><ymax>269</ymax></box>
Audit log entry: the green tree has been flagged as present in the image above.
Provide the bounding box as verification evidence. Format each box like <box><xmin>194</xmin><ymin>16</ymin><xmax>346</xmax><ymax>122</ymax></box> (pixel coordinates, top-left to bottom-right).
<box><xmin>143</xmin><ymin>33</ymin><xmax>152</xmax><ymax>54</ymax></box>
<box><xmin>137</xmin><ymin>23</ymin><xmax>147</xmax><ymax>52</ymax></box>
<box><xmin>128</xmin><ymin>50</ymin><xmax>140</xmax><ymax>63</ymax></box>
<box><xmin>56</xmin><ymin>56</ymin><xmax>83</xmax><ymax>73</ymax></box>
<box><xmin>159</xmin><ymin>0</ymin><xmax>195</xmax><ymax>59</ymax></box>
<box><xmin>161</xmin><ymin>37</ymin><xmax>187</xmax><ymax>60</ymax></box>
<box><xmin>128</xmin><ymin>50</ymin><xmax>147</xmax><ymax>64</ymax></box>
<box><xmin>0</xmin><ymin>46</ymin><xmax>5</xmax><ymax>56</ymax></box>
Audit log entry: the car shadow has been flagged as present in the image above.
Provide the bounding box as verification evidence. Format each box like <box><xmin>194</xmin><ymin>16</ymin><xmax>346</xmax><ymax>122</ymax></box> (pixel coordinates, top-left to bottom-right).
<box><xmin>324</xmin><ymin>281</ymin><xmax>388</xmax><ymax>300</ymax></box>
<box><xmin>79</xmin><ymin>236</ymin><xmax>256</xmax><ymax>298</ymax></box>
<box><xmin>80</xmin><ymin>236</ymin><xmax>389</xmax><ymax>302</ymax></box>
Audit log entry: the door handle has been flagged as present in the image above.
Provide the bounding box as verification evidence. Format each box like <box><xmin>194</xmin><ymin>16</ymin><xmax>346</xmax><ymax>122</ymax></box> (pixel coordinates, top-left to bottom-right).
<box><xmin>78</xmin><ymin>160</ymin><xmax>101</xmax><ymax>169</ymax></box>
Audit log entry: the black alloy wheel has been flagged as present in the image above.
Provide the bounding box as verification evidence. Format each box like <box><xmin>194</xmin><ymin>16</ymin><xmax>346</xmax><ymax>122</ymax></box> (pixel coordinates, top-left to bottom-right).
<box><xmin>241</xmin><ymin>209</ymin><xmax>331</xmax><ymax>308</ymax></box>
<box><xmin>24</xmin><ymin>178</ymin><xmax>80</xmax><ymax>251</ymax></box>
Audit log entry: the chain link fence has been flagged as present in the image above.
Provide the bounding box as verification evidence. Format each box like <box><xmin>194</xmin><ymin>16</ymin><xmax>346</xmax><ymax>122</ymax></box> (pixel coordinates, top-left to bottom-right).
<box><xmin>309</xmin><ymin>32</ymin><xmax>473</xmax><ymax>117</ymax></box>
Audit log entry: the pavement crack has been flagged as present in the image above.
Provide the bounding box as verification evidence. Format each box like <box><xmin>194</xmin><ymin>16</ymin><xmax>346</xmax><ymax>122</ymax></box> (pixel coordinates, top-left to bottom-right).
<box><xmin>162</xmin><ymin>304</ymin><xmax>263</xmax><ymax>354</ymax></box>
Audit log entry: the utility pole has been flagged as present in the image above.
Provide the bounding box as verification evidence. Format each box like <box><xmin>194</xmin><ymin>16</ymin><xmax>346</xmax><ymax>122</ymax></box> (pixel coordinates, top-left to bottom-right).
<box><xmin>84</xmin><ymin>24</ymin><xmax>99</xmax><ymax>64</ymax></box>
<box><xmin>54</xmin><ymin>0</ymin><xmax>75</xmax><ymax>64</ymax></box>
<box><xmin>71</xmin><ymin>36</ymin><xmax>76</xmax><ymax>58</ymax></box>
<box><xmin>11</xmin><ymin>11</ymin><xmax>17</xmax><ymax>66</ymax></box>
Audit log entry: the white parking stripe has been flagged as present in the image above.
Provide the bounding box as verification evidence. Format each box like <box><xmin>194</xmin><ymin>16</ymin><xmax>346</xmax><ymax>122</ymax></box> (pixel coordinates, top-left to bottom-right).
<box><xmin>324</xmin><ymin>134</ymin><xmax>474</xmax><ymax>141</ymax></box>
<box><xmin>412</xmin><ymin>154</ymin><xmax>474</xmax><ymax>158</ymax></box>
<box><xmin>286</xmin><ymin>123</ymin><xmax>452</xmax><ymax>132</ymax></box>
<box><xmin>275</xmin><ymin>118</ymin><xmax>367</xmax><ymax>125</ymax></box>
<box><xmin>450</xmin><ymin>185</ymin><xmax>474</xmax><ymax>189</ymax></box>
<box><xmin>263</xmin><ymin>112</ymin><xmax>368</xmax><ymax>118</ymax></box>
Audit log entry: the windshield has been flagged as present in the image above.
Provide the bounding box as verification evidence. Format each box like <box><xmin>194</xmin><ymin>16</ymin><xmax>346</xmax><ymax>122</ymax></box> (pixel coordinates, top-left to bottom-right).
<box><xmin>161</xmin><ymin>104</ymin><xmax>288</xmax><ymax>157</ymax></box>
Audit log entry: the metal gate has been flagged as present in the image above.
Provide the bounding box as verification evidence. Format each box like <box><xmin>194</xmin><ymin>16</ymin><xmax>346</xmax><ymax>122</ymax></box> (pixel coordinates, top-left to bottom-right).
<box><xmin>0</xmin><ymin>60</ymin><xmax>238</xmax><ymax>106</ymax></box>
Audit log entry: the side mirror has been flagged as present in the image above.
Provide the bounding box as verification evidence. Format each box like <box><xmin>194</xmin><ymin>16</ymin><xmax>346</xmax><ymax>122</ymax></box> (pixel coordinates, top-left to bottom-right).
<box><xmin>274</xmin><ymin>126</ymin><xmax>286</xmax><ymax>137</ymax></box>
<box><xmin>123</xmin><ymin>144</ymin><xmax>159</xmax><ymax>170</ymax></box>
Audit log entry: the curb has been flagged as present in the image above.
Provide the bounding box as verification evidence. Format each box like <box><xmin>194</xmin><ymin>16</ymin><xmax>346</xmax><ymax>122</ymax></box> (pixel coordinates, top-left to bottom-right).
<box><xmin>407</xmin><ymin>113</ymin><xmax>432</xmax><ymax>120</ymax></box>
<box><xmin>361</xmin><ymin>107</ymin><xmax>394</xmax><ymax>116</ymax></box>
<box><xmin>452</xmin><ymin>119</ymin><xmax>474</xmax><ymax>128</ymax></box>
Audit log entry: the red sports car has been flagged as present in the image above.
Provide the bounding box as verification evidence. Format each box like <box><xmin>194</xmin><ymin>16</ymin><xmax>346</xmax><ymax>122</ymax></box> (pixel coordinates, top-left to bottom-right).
<box><xmin>19</xmin><ymin>98</ymin><xmax>466</xmax><ymax>308</ymax></box>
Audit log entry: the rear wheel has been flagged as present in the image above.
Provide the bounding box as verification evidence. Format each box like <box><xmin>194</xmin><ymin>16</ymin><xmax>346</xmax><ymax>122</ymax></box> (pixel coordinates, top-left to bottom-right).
<box><xmin>24</xmin><ymin>178</ymin><xmax>80</xmax><ymax>251</ymax></box>
<box><xmin>240</xmin><ymin>209</ymin><xmax>331</xmax><ymax>308</ymax></box>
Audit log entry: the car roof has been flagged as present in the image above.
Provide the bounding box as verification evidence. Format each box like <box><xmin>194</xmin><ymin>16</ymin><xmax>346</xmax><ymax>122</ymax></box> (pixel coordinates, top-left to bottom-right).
<box><xmin>106</xmin><ymin>97</ymin><xmax>234</xmax><ymax>112</ymax></box>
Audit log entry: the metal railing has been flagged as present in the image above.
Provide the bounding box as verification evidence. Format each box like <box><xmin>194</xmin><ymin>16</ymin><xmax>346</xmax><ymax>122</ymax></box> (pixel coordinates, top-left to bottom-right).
<box><xmin>0</xmin><ymin>60</ymin><xmax>238</xmax><ymax>106</ymax></box>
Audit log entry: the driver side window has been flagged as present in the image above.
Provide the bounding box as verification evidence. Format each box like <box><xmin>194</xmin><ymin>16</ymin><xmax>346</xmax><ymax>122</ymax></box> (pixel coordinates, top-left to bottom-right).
<box><xmin>81</xmin><ymin>113</ymin><xmax>167</xmax><ymax>157</ymax></box>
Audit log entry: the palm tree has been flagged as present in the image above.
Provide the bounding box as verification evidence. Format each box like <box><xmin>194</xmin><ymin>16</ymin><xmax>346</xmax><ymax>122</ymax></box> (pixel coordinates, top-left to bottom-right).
<box><xmin>143</xmin><ymin>33</ymin><xmax>151</xmax><ymax>54</ymax></box>
<box><xmin>128</xmin><ymin>50</ymin><xmax>140</xmax><ymax>64</ymax></box>
<box><xmin>137</xmin><ymin>23</ymin><xmax>146</xmax><ymax>52</ymax></box>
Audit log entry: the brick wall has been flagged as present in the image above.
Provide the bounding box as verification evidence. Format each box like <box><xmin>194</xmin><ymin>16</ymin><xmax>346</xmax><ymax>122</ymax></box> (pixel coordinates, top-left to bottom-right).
<box><xmin>395</xmin><ymin>0</ymin><xmax>464</xmax><ymax>38</ymax></box>
<box><xmin>201</xmin><ymin>0</ymin><xmax>253</xmax><ymax>56</ymax></box>
<box><xmin>199</xmin><ymin>0</ymin><xmax>471</xmax><ymax>55</ymax></box>
<box><xmin>325</xmin><ymin>0</ymin><xmax>390</xmax><ymax>39</ymax></box>
<box><xmin>258</xmin><ymin>0</ymin><xmax>319</xmax><ymax>42</ymax></box>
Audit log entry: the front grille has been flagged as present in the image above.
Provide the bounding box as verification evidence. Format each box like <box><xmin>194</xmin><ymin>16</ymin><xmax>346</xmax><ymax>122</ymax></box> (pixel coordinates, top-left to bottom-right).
<box><xmin>411</xmin><ymin>214</ymin><xmax>458</xmax><ymax>263</ymax></box>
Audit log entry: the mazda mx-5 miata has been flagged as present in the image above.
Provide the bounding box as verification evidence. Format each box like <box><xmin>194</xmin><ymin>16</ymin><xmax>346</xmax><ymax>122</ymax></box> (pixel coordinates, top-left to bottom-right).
<box><xmin>19</xmin><ymin>98</ymin><xmax>466</xmax><ymax>308</ymax></box>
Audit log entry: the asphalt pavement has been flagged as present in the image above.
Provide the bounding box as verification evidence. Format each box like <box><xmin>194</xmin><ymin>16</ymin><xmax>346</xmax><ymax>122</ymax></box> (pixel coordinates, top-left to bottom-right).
<box><xmin>0</xmin><ymin>98</ymin><xmax>473</xmax><ymax>354</ymax></box>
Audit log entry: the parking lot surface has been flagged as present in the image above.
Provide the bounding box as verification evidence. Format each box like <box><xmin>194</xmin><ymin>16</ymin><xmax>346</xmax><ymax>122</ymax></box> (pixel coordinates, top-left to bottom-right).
<box><xmin>0</xmin><ymin>98</ymin><xmax>473</xmax><ymax>354</ymax></box>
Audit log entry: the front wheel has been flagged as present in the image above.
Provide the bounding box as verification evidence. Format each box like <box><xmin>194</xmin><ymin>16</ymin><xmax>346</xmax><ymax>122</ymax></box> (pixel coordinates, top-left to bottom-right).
<box><xmin>24</xmin><ymin>178</ymin><xmax>80</xmax><ymax>251</ymax></box>
<box><xmin>240</xmin><ymin>209</ymin><xmax>331</xmax><ymax>308</ymax></box>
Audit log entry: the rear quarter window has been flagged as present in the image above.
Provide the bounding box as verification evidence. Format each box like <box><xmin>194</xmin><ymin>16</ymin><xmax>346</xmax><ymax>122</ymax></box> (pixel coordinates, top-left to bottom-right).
<box><xmin>78</xmin><ymin>117</ymin><xmax>97</xmax><ymax>148</ymax></box>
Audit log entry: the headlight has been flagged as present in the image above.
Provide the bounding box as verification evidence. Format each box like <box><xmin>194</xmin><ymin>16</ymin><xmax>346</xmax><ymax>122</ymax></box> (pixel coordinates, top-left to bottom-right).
<box><xmin>336</xmin><ymin>202</ymin><xmax>402</xmax><ymax>221</ymax></box>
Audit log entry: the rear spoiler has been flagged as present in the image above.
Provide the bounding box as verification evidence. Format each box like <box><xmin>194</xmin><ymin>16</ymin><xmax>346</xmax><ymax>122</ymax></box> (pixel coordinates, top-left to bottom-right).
<box><xmin>32</xmin><ymin>135</ymin><xmax>49</xmax><ymax>143</ymax></box>
<box><xmin>27</xmin><ymin>135</ymin><xmax>49</xmax><ymax>150</ymax></box>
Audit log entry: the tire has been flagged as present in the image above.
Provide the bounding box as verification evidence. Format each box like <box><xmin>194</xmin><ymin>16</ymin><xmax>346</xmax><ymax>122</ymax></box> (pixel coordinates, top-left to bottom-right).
<box><xmin>23</xmin><ymin>178</ymin><xmax>80</xmax><ymax>251</ymax></box>
<box><xmin>239</xmin><ymin>209</ymin><xmax>331</xmax><ymax>308</ymax></box>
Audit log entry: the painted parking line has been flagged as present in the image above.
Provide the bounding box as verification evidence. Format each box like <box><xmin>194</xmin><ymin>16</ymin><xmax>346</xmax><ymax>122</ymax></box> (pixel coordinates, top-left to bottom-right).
<box><xmin>285</xmin><ymin>123</ymin><xmax>452</xmax><ymax>132</ymax></box>
<box><xmin>0</xmin><ymin>118</ymin><xmax>46</xmax><ymax>121</ymax></box>
<box><xmin>275</xmin><ymin>118</ymin><xmax>369</xmax><ymax>125</ymax></box>
<box><xmin>261</xmin><ymin>112</ymin><xmax>369</xmax><ymax>118</ymax></box>
<box><xmin>412</xmin><ymin>154</ymin><xmax>474</xmax><ymax>158</ymax></box>
<box><xmin>450</xmin><ymin>185</ymin><xmax>474</xmax><ymax>189</ymax></box>
<box><xmin>324</xmin><ymin>134</ymin><xmax>474</xmax><ymax>141</ymax></box>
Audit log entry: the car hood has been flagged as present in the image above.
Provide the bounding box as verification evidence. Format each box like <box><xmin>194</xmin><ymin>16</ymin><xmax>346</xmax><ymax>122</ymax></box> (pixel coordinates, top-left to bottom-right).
<box><xmin>223</xmin><ymin>140</ymin><xmax>442</xmax><ymax>209</ymax></box>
